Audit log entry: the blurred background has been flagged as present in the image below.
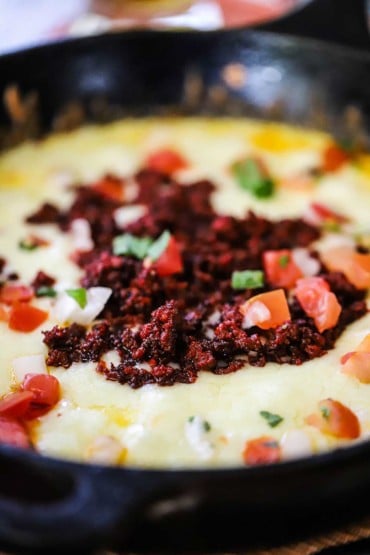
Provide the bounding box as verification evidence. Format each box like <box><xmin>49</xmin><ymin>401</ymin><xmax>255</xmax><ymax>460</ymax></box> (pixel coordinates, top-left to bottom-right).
<box><xmin>0</xmin><ymin>0</ymin><xmax>308</xmax><ymax>54</ymax></box>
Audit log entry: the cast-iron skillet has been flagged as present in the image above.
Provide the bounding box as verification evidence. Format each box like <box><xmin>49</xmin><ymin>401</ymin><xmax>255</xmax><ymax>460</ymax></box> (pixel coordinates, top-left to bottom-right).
<box><xmin>0</xmin><ymin>0</ymin><xmax>369</xmax><ymax>553</ymax></box>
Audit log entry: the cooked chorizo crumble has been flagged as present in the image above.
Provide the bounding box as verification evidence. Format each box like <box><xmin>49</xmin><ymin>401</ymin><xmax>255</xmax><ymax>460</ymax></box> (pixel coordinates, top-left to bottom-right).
<box><xmin>23</xmin><ymin>168</ymin><xmax>367</xmax><ymax>388</ymax></box>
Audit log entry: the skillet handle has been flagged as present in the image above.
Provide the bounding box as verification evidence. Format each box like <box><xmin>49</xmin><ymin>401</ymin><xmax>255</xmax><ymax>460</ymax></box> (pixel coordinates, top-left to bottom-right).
<box><xmin>258</xmin><ymin>0</ymin><xmax>369</xmax><ymax>50</ymax></box>
<box><xmin>0</xmin><ymin>448</ymin><xmax>159</xmax><ymax>551</ymax></box>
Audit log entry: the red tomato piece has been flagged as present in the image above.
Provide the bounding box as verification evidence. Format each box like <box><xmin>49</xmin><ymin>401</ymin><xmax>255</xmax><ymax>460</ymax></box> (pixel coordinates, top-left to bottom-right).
<box><xmin>92</xmin><ymin>175</ymin><xmax>124</xmax><ymax>201</ymax></box>
<box><xmin>295</xmin><ymin>277</ymin><xmax>341</xmax><ymax>333</ymax></box>
<box><xmin>243</xmin><ymin>436</ymin><xmax>280</xmax><ymax>465</ymax></box>
<box><xmin>0</xmin><ymin>417</ymin><xmax>30</xmax><ymax>449</ymax></box>
<box><xmin>263</xmin><ymin>249</ymin><xmax>303</xmax><ymax>289</ymax></box>
<box><xmin>0</xmin><ymin>391</ymin><xmax>33</xmax><ymax>418</ymax></box>
<box><xmin>322</xmin><ymin>144</ymin><xmax>350</xmax><ymax>172</ymax></box>
<box><xmin>0</xmin><ymin>284</ymin><xmax>33</xmax><ymax>305</ymax></box>
<box><xmin>321</xmin><ymin>247</ymin><xmax>370</xmax><ymax>290</ymax></box>
<box><xmin>341</xmin><ymin>352</ymin><xmax>370</xmax><ymax>384</ymax></box>
<box><xmin>145</xmin><ymin>149</ymin><xmax>188</xmax><ymax>175</ymax></box>
<box><xmin>305</xmin><ymin>399</ymin><xmax>360</xmax><ymax>439</ymax></box>
<box><xmin>22</xmin><ymin>374</ymin><xmax>60</xmax><ymax>408</ymax></box>
<box><xmin>240</xmin><ymin>289</ymin><xmax>290</xmax><ymax>330</ymax></box>
<box><xmin>154</xmin><ymin>236</ymin><xmax>184</xmax><ymax>277</ymax></box>
<box><xmin>0</xmin><ymin>305</ymin><xmax>9</xmax><ymax>322</ymax></box>
<box><xmin>310</xmin><ymin>202</ymin><xmax>349</xmax><ymax>224</ymax></box>
<box><xmin>357</xmin><ymin>334</ymin><xmax>370</xmax><ymax>353</ymax></box>
<box><xmin>8</xmin><ymin>303</ymin><xmax>48</xmax><ymax>333</ymax></box>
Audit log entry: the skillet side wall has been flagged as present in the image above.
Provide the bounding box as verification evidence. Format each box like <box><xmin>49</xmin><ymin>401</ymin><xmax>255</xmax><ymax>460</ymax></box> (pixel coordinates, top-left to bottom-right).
<box><xmin>0</xmin><ymin>30</ymin><xmax>369</xmax><ymax>552</ymax></box>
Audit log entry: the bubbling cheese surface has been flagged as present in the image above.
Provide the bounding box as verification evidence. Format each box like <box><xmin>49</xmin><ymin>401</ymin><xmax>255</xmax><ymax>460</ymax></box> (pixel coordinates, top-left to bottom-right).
<box><xmin>0</xmin><ymin>117</ymin><xmax>369</xmax><ymax>468</ymax></box>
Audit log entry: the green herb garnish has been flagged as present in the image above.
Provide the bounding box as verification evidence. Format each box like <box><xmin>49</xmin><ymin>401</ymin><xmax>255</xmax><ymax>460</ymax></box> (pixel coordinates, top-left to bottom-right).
<box><xmin>321</xmin><ymin>407</ymin><xmax>331</xmax><ymax>420</ymax></box>
<box><xmin>113</xmin><ymin>233</ymin><xmax>153</xmax><ymax>259</ymax></box>
<box><xmin>203</xmin><ymin>420</ymin><xmax>211</xmax><ymax>432</ymax></box>
<box><xmin>66</xmin><ymin>288</ymin><xmax>87</xmax><ymax>309</ymax></box>
<box><xmin>147</xmin><ymin>230</ymin><xmax>171</xmax><ymax>261</ymax></box>
<box><xmin>18</xmin><ymin>240</ymin><xmax>38</xmax><ymax>251</ymax></box>
<box><xmin>322</xmin><ymin>220</ymin><xmax>341</xmax><ymax>233</ymax></box>
<box><xmin>188</xmin><ymin>416</ymin><xmax>195</xmax><ymax>423</ymax></box>
<box><xmin>278</xmin><ymin>254</ymin><xmax>290</xmax><ymax>268</ymax></box>
<box><xmin>231</xmin><ymin>270</ymin><xmax>264</xmax><ymax>290</ymax></box>
<box><xmin>232</xmin><ymin>158</ymin><xmax>275</xmax><ymax>199</ymax></box>
<box><xmin>260</xmin><ymin>410</ymin><xmax>284</xmax><ymax>428</ymax></box>
<box><xmin>36</xmin><ymin>286</ymin><xmax>57</xmax><ymax>298</ymax></box>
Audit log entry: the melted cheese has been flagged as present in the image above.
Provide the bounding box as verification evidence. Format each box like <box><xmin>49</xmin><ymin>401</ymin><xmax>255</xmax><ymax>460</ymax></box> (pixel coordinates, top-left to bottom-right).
<box><xmin>0</xmin><ymin>117</ymin><xmax>369</xmax><ymax>467</ymax></box>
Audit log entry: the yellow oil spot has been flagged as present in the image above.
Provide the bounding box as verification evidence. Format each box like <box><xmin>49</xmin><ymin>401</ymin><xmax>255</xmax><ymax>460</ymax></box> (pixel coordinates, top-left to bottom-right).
<box><xmin>0</xmin><ymin>170</ymin><xmax>26</xmax><ymax>188</ymax></box>
<box><xmin>91</xmin><ymin>405</ymin><xmax>133</xmax><ymax>428</ymax></box>
<box><xmin>251</xmin><ymin>125</ymin><xmax>317</xmax><ymax>152</ymax></box>
<box><xmin>357</xmin><ymin>155</ymin><xmax>370</xmax><ymax>180</ymax></box>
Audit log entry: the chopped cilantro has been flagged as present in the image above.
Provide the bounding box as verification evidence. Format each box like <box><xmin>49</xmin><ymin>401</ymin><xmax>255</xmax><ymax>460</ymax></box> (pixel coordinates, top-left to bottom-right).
<box><xmin>232</xmin><ymin>158</ymin><xmax>275</xmax><ymax>199</ymax></box>
<box><xmin>113</xmin><ymin>233</ymin><xmax>153</xmax><ymax>259</ymax></box>
<box><xmin>278</xmin><ymin>254</ymin><xmax>290</xmax><ymax>268</ymax></box>
<box><xmin>203</xmin><ymin>420</ymin><xmax>211</xmax><ymax>432</ymax></box>
<box><xmin>66</xmin><ymin>288</ymin><xmax>87</xmax><ymax>309</ymax></box>
<box><xmin>231</xmin><ymin>270</ymin><xmax>264</xmax><ymax>290</ymax></box>
<box><xmin>36</xmin><ymin>286</ymin><xmax>57</xmax><ymax>298</ymax></box>
<box><xmin>188</xmin><ymin>416</ymin><xmax>195</xmax><ymax>423</ymax></box>
<box><xmin>321</xmin><ymin>406</ymin><xmax>331</xmax><ymax>420</ymax></box>
<box><xmin>18</xmin><ymin>240</ymin><xmax>38</xmax><ymax>251</ymax></box>
<box><xmin>322</xmin><ymin>220</ymin><xmax>341</xmax><ymax>233</ymax></box>
<box><xmin>147</xmin><ymin>230</ymin><xmax>171</xmax><ymax>261</ymax></box>
<box><xmin>260</xmin><ymin>410</ymin><xmax>284</xmax><ymax>428</ymax></box>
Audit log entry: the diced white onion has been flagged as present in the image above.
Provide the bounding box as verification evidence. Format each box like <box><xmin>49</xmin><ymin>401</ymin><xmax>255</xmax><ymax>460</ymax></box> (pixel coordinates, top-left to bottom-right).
<box><xmin>280</xmin><ymin>429</ymin><xmax>313</xmax><ymax>460</ymax></box>
<box><xmin>315</xmin><ymin>233</ymin><xmax>356</xmax><ymax>253</ymax></box>
<box><xmin>292</xmin><ymin>248</ymin><xmax>320</xmax><ymax>277</ymax></box>
<box><xmin>70</xmin><ymin>218</ymin><xmax>94</xmax><ymax>252</ymax></box>
<box><xmin>113</xmin><ymin>205</ymin><xmax>147</xmax><ymax>229</ymax></box>
<box><xmin>87</xmin><ymin>435</ymin><xmax>125</xmax><ymax>465</ymax></box>
<box><xmin>185</xmin><ymin>416</ymin><xmax>214</xmax><ymax>461</ymax></box>
<box><xmin>242</xmin><ymin>301</ymin><xmax>271</xmax><ymax>329</ymax></box>
<box><xmin>12</xmin><ymin>354</ymin><xmax>47</xmax><ymax>383</ymax></box>
<box><xmin>53</xmin><ymin>287</ymin><xmax>112</xmax><ymax>325</ymax></box>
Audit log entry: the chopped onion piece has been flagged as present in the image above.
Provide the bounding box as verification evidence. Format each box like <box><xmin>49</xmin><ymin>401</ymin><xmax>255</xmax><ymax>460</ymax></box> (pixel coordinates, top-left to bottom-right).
<box><xmin>70</xmin><ymin>219</ymin><xmax>93</xmax><ymax>252</ymax></box>
<box><xmin>12</xmin><ymin>354</ymin><xmax>47</xmax><ymax>383</ymax></box>
<box><xmin>87</xmin><ymin>435</ymin><xmax>126</xmax><ymax>465</ymax></box>
<box><xmin>53</xmin><ymin>287</ymin><xmax>112</xmax><ymax>325</ymax></box>
<box><xmin>242</xmin><ymin>301</ymin><xmax>271</xmax><ymax>329</ymax></box>
<box><xmin>114</xmin><ymin>205</ymin><xmax>147</xmax><ymax>229</ymax></box>
<box><xmin>185</xmin><ymin>416</ymin><xmax>213</xmax><ymax>461</ymax></box>
<box><xmin>315</xmin><ymin>233</ymin><xmax>356</xmax><ymax>253</ymax></box>
<box><xmin>292</xmin><ymin>248</ymin><xmax>320</xmax><ymax>277</ymax></box>
<box><xmin>280</xmin><ymin>429</ymin><xmax>313</xmax><ymax>460</ymax></box>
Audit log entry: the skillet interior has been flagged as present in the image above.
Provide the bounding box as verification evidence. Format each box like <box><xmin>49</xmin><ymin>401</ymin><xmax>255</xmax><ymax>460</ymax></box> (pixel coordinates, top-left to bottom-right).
<box><xmin>0</xmin><ymin>29</ymin><xmax>369</xmax><ymax>554</ymax></box>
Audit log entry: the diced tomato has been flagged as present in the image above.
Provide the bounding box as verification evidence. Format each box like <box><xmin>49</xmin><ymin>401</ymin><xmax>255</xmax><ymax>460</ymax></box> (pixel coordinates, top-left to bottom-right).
<box><xmin>306</xmin><ymin>399</ymin><xmax>360</xmax><ymax>439</ymax></box>
<box><xmin>0</xmin><ymin>284</ymin><xmax>33</xmax><ymax>305</ymax></box>
<box><xmin>263</xmin><ymin>250</ymin><xmax>303</xmax><ymax>289</ymax></box>
<box><xmin>342</xmin><ymin>352</ymin><xmax>370</xmax><ymax>384</ymax></box>
<box><xmin>0</xmin><ymin>391</ymin><xmax>33</xmax><ymax>418</ymax></box>
<box><xmin>154</xmin><ymin>236</ymin><xmax>184</xmax><ymax>277</ymax></box>
<box><xmin>145</xmin><ymin>149</ymin><xmax>188</xmax><ymax>175</ymax></box>
<box><xmin>321</xmin><ymin>247</ymin><xmax>370</xmax><ymax>290</ymax></box>
<box><xmin>357</xmin><ymin>334</ymin><xmax>370</xmax><ymax>353</ymax></box>
<box><xmin>240</xmin><ymin>289</ymin><xmax>290</xmax><ymax>330</ymax></box>
<box><xmin>310</xmin><ymin>202</ymin><xmax>349</xmax><ymax>224</ymax></box>
<box><xmin>322</xmin><ymin>144</ymin><xmax>350</xmax><ymax>173</ymax></box>
<box><xmin>340</xmin><ymin>351</ymin><xmax>355</xmax><ymax>365</ymax></box>
<box><xmin>8</xmin><ymin>303</ymin><xmax>48</xmax><ymax>333</ymax></box>
<box><xmin>0</xmin><ymin>305</ymin><xmax>9</xmax><ymax>322</ymax></box>
<box><xmin>295</xmin><ymin>277</ymin><xmax>341</xmax><ymax>333</ymax></box>
<box><xmin>243</xmin><ymin>436</ymin><xmax>280</xmax><ymax>465</ymax></box>
<box><xmin>92</xmin><ymin>175</ymin><xmax>124</xmax><ymax>201</ymax></box>
<box><xmin>0</xmin><ymin>417</ymin><xmax>30</xmax><ymax>449</ymax></box>
<box><xmin>22</xmin><ymin>373</ymin><xmax>60</xmax><ymax>408</ymax></box>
